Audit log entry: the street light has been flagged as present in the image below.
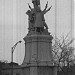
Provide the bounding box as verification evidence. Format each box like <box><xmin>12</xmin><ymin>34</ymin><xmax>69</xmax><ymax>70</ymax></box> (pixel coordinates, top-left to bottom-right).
<box><xmin>11</xmin><ymin>41</ymin><xmax>22</xmax><ymax>75</ymax></box>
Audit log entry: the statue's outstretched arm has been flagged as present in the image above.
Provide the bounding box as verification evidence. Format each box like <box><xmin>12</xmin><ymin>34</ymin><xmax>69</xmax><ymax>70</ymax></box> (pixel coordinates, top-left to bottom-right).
<box><xmin>43</xmin><ymin>1</ymin><xmax>48</xmax><ymax>12</ymax></box>
<box><xmin>44</xmin><ymin>5</ymin><xmax>52</xmax><ymax>14</ymax></box>
<box><xmin>28</xmin><ymin>3</ymin><xmax>32</xmax><ymax>10</ymax></box>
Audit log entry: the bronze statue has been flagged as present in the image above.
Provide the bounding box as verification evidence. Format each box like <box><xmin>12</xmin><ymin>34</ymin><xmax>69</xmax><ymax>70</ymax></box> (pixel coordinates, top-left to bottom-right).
<box><xmin>32</xmin><ymin>0</ymin><xmax>40</xmax><ymax>6</ymax></box>
<box><xmin>34</xmin><ymin>1</ymin><xmax>52</xmax><ymax>31</ymax></box>
<box><xmin>26</xmin><ymin>0</ymin><xmax>52</xmax><ymax>32</ymax></box>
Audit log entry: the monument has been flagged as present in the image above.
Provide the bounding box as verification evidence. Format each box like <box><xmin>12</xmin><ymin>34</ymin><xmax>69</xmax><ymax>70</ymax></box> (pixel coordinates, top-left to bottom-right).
<box><xmin>1</xmin><ymin>0</ymin><xmax>74</xmax><ymax>75</ymax></box>
<box><xmin>21</xmin><ymin>0</ymin><xmax>57</xmax><ymax>75</ymax></box>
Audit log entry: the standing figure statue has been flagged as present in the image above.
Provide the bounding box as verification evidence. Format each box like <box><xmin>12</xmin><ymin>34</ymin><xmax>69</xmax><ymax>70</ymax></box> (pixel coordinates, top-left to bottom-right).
<box><xmin>26</xmin><ymin>0</ymin><xmax>52</xmax><ymax>32</ymax></box>
<box><xmin>34</xmin><ymin>1</ymin><xmax>52</xmax><ymax>32</ymax></box>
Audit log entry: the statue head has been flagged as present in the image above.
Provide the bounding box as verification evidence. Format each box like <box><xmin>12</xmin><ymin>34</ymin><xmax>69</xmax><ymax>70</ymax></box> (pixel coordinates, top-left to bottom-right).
<box><xmin>32</xmin><ymin>0</ymin><xmax>40</xmax><ymax>6</ymax></box>
<box><xmin>27</xmin><ymin>10</ymin><xmax>31</xmax><ymax>13</ymax></box>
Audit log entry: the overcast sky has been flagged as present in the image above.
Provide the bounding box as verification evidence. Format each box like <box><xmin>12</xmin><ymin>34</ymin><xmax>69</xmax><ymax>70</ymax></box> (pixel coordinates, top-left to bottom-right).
<box><xmin>0</xmin><ymin>0</ymin><xmax>74</xmax><ymax>65</ymax></box>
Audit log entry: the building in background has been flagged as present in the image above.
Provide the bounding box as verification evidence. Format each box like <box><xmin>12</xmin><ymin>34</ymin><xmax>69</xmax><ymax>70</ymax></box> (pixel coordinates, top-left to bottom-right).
<box><xmin>55</xmin><ymin>0</ymin><xmax>74</xmax><ymax>38</ymax></box>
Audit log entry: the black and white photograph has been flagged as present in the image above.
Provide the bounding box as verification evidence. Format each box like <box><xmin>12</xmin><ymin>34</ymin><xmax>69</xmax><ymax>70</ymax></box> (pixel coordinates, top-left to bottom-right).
<box><xmin>0</xmin><ymin>0</ymin><xmax>74</xmax><ymax>75</ymax></box>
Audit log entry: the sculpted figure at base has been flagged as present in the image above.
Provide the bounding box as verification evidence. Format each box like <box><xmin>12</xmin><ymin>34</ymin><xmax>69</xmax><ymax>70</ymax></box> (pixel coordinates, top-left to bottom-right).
<box><xmin>26</xmin><ymin>0</ymin><xmax>52</xmax><ymax>32</ymax></box>
<box><xmin>26</xmin><ymin>4</ymin><xmax>36</xmax><ymax>31</ymax></box>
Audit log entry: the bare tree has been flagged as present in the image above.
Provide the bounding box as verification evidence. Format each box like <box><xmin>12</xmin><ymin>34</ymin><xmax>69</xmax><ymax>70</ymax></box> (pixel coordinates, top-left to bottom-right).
<box><xmin>52</xmin><ymin>33</ymin><xmax>75</xmax><ymax>72</ymax></box>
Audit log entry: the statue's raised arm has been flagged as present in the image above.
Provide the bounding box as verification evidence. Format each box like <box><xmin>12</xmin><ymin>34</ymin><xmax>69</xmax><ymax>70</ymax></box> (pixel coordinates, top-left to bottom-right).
<box><xmin>43</xmin><ymin>5</ymin><xmax>52</xmax><ymax>14</ymax></box>
<box><xmin>43</xmin><ymin>1</ymin><xmax>48</xmax><ymax>12</ymax></box>
<box><xmin>28</xmin><ymin>3</ymin><xmax>32</xmax><ymax>10</ymax></box>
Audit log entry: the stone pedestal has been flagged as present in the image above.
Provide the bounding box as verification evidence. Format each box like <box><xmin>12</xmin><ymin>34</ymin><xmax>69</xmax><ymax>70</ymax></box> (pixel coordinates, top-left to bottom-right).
<box><xmin>22</xmin><ymin>34</ymin><xmax>53</xmax><ymax>66</ymax></box>
<box><xmin>21</xmin><ymin>32</ymin><xmax>57</xmax><ymax>75</ymax></box>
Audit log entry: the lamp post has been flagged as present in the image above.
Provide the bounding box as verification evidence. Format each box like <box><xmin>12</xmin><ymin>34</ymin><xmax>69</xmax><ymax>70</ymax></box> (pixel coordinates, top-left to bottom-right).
<box><xmin>11</xmin><ymin>41</ymin><xmax>22</xmax><ymax>75</ymax></box>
